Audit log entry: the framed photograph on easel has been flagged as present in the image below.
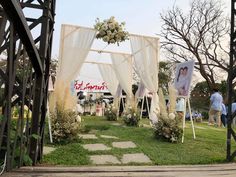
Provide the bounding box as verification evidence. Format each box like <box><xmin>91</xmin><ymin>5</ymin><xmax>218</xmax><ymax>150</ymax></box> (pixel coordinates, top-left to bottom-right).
<box><xmin>174</xmin><ymin>60</ymin><xmax>195</xmax><ymax>97</ymax></box>
<box><xmin>174</xmin><ymin>60</ymin><xmax>195</xmax><ymax>143</ymax></box>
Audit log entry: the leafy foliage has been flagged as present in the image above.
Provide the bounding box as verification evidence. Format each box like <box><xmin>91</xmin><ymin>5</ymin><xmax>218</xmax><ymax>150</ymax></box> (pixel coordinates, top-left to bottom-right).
<box><xmin>190</xmin><ymin>80</ymin><xmax>232</xmax><ymax>111</ymax></box>
<box><xmin>158</xmin><ymin>61</ymin><xmax>173</xmax><ymax>94</ymax></box>
<box><xmin>13</xmin><ymin>146</ymin><xmax>32</xmax><ymax>167</ymax></box>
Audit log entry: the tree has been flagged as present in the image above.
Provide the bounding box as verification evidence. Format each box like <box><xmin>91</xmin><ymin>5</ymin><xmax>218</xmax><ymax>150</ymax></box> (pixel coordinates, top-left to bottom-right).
<box><xmin>190</xmin><ymin>81</ymin><xmax>211</xmax><ymax>110</ymax></box>
<box><xmin>158</xmin><ymin>61</ymin><xmax>173</xmax><ymax>94</ymax></box>
<box><xmin>160</xmin><ymin>0</ymin><xmax>230</xmax><ymax>90</ymax></box>
<box><xmin>190</xmin><ymin>80</ymin><xmax>231</xmax><ymax>111</ymax></box>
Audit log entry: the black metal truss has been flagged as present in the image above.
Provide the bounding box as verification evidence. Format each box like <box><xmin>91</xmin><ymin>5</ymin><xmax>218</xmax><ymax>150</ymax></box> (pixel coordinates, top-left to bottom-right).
<box><xmin>0</xmin><ymin>0</ymin><xmax>56</xmax><ymax>171</ymax></box>
<box><xmin>227</xmin><ymin>0</ymin><xmax>236</xmax><ymax>161</ymax></box>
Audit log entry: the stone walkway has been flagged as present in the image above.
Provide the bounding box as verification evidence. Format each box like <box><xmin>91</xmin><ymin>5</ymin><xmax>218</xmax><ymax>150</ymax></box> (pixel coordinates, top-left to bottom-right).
<box><xmin>80</xmin><ymin>134</ymin><xmax>152</xmax><ymax>165</ymax></box>
<box><xmin>78</xmin><ymin>134</ymin><xmax>98</xmax><ymax>139</ymax></box>
<box><xmin>43</xmin><ymin>146</ymin><xmax>56</xmax><ymax>155</ymax></box>
<box><xmin>112</xmin><ymin>141</ymin><xmax>136</xmax><ymax>149</ymax></box>
<box><xmin>90</xmin><ymin>155</ymin><xmax>121</xmax><ymax>165</ymax></box>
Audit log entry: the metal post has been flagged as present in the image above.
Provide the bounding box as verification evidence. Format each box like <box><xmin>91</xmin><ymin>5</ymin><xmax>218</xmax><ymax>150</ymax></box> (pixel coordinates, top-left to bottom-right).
<box><xmin>6</xmin><ymin>24</ymin><xmax>14</xmax><ymax>171</ymax></box>
<box><xmin>227</xmin><ymin>0</ymin><xmax>236</xmax><ymax>161</ymax></box>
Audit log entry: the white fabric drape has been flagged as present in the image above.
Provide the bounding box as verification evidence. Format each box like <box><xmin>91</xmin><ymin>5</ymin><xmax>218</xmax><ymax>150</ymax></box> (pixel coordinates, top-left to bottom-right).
<box><xmin>57</xmin><ymin>25</ymin><xmax>96</xmax><ymax>82</ymax></box>
<box><xmin>111</xmin><ymin>53</ymin><xmax>133</xmax><ymax>100</ymax></box>
<box><xmin>130</xmin><ymin>35</ymin><xmax>160</xmax><ymax>123</ymax></box>
<box><xmin>98</xmin><ymin>64</ymin><xmax>119</xmax><ymax>97</ymax></box>
<box><xmin>135</xmin><ymin>82</ymin><xmax>147</xmax><ymax>98</ymax></box>
<box><xmin>55</xmin><ymin>25</ymin><xmax>96</xmax><ymax>109</ymax></box>
<box><xmin>48</xmin><ymin>76</ymin><xmax>54</xmax><ymax>92</ymax></box>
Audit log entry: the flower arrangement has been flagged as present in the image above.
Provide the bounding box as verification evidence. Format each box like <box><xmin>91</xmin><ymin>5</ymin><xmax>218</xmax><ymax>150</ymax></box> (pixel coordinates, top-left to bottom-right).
<box><xmin>122</xmin><ymin>107</ymin><xmax>140</xmax><ymax>127</ymax></box>
<box><xmin>153</xmin><ymin>86</ymin><xmax>183</xmax><ymax>143</ymax></box>
<box><xmin>94</xmin><ymin>16</ymin><xmax>129</xmax><ymax>46</ymax></box>
<box><xmin>51</xmin><ymin>104</ymin><xmax>81</xmax><ymax>144</ymax></box>
<box><xmin>153</xmin><ymin>116</ymin><xmax>182</xmax><ymax>143</ymax></box>
<box><xmin>105</xmin><ymin>105</ymin><xmax>118</xmax><ymax>121</ymax></box>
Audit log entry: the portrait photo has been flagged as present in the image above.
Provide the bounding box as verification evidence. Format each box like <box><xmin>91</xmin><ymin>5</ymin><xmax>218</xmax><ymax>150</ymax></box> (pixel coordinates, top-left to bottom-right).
<box><xmin>174</xmin><ymin>60</ymin><xmax>194</xmax><ymax>97</ymax></box>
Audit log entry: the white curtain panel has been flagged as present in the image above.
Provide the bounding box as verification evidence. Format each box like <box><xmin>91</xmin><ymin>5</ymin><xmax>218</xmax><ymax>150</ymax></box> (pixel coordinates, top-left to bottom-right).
<box><xmin>98</xmin><ymin>64</ymin><xmax>119</xmax><ymax>97</ymax></box>
<box><xmin>55</xmin><ymin>25</ymin><xmax>96</xmax><ymax>109</ymax></box>
<box><xmin>130</xmin><ymin>35</ymin><xmax>160</xmax><ymax>123</ymax></box>
<box><xmin>48</xmin><ymin>76</ymin><xmax>54</xmax><ymax>91</ymax></box>
<box><xmin>57</xmin><ymin>25</ymin><xmax>96</xmax><ymax>82</ymax></box>
<box><xmin>111</xmin><ymin>53</ymin><xmax>133</xmax><ymax>100</ymax></box>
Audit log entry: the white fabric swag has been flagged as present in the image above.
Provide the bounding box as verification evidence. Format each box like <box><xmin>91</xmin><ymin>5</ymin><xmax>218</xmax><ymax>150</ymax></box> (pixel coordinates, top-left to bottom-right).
<box><xmin>55</xmin><ymin>25</ymin><xmax>96</xmax><ymax>109</ymax></box>
<box><xmin>98</xmin><ymin>64</ymin><xmax>119</xmax><ymax>97</ymax></box>
<box><xmin>130</xmin><ymin>35</ymin><xmax>160</xmax><ymax>123</ymax></box>
<box><xmin>57</xmin><ymin>25</ymin><xmax>96</xmax><ymax>82</ymax></box>
<box><xmin>111</xmin><ymin>53</ymin><xmax>133</xmax><ymax>101</ymax></box>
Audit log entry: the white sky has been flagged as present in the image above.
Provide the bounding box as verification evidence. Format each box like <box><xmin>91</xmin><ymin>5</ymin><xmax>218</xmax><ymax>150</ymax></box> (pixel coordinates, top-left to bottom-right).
<box><xmin>51</xmin><ymin>0</ymin><xmax>230</xmax><ymax>84</ymax></box>
<box><xmin>52</xmin><ymin>1</ymin><xmax>185</xmax><ymax>57</ymax></box>
<box><xmin>53</xmin><ymin>0</ymin><xmax>230</xmax><ymax>57</ymax></box>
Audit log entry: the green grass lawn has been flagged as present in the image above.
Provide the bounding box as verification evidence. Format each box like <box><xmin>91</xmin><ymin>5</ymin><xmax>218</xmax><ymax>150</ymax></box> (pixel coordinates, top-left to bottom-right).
<box><xmin>42</xmin><ymin>116</ymin><xmax>236</xmax><ymax>166</ymax></box>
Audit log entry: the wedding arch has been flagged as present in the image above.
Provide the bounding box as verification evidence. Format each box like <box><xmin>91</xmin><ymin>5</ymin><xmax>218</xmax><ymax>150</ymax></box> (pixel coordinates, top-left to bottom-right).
<box><xmin>54</xmin><ymin>24</ymin><xmax>160</xmax><ymax>123</ymax></box>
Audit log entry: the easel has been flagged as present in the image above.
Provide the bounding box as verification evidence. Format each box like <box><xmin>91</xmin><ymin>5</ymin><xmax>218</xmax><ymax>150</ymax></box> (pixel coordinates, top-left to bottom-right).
<box><xmin>139</xmin><ymin>95</ymin><xmax>150</xmax><ymax>119</ymax></box>
<box><xmin>47</xmin><ymin>98</ymin><xmax>53</xmax><ymax>143</ymax></box>
<box><xmin>117</xmin><ymin>95</ymin><xmax>126</xmax><ymax>117</ymax></box>
<box><xmin>47</xmin><ymin>76</ymin><xmax>54</xmax><ymax>143</ymax></box>
<box><xmin>180</xmin><ymin>96</ymin><xmax>196</xmax><ymax>143</ymax></box>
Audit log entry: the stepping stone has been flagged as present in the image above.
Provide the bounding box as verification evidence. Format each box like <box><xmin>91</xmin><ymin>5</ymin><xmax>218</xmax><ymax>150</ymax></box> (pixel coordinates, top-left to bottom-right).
<box><xmin>112</xmin><ymin>141</ymin><xmax>136</xmax><ymax>149</ymax></box>
<box><xmin>194</xmin><ymin>126</ymin><xmax>207</xmax><ymax>130</ymax></box>
<box><xmin>90</xmin><ymin>155</ymin><xmax>121</xmax><ymax>165</ymax></box>
<box><xmin>121</xmin><ymin>153</ymin><xmax>152</xmax><ymax>164</ymax></box>
<box><xmin>79</xmin><ymin>134</ymin><xmax>98</xmax><ymax>139</ymax></box>
<box><xmin>208</xmin><ymin>127</ymin><xmax>225</xmax><ymax>131</ymax></box>
<box><xmin>82</xmin><ymin>143</ymin><xmax>111</xmax><ymax>151</ymax></box>
<box><xmin>100</xmin><ymin>135</ymin><xmax>119</xmax><ymax>139</ymax></box>
<box><xmin>43</xmin><ymin>146</ymin><xmax>56</xmax><ymax>155</ymax></box>
<box><xmin>111</xmin><ymin>123</ymin><xmax>121</xmax><ymax>126</ymax></box>
<box><xmin>141</xmin><ymin>124</ymin><xmax>152</xmax><ymax>128</ymax></box>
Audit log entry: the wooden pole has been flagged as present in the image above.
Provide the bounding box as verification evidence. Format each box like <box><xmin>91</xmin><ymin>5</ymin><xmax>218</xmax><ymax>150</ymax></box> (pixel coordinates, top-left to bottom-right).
<box><xmin>181</xmin><ymin>96</ymin><xmax>196</xmax><ymax>143</ymax></box>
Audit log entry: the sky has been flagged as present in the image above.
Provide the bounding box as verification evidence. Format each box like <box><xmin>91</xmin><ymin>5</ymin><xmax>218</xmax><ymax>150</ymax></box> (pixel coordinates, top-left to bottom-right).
<box><xmin>53</xmin><ymin>0</ymin><xmax>230</xmax><ymax>57</ymax></box>
<box><xmin>51</xmin><ymin>0</ymin><xmax>230</xmax><ymax>85</ymax></box>
<box><xmin>52</xmin><ymin>0</ymin><xmax>189</xmax><ymax>58</ymax></box>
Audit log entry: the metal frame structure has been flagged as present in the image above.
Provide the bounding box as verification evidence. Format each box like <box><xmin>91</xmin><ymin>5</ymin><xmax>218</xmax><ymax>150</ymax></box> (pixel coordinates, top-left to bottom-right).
<box><xmin>227</xmin><ymin>0</ymin><xmax>236</xmax><ymax>161</ymax></box>
<box><xmin>0</xmin><ymin>0</ymin><xmax>55</xmax><ymax>171</ymax></box>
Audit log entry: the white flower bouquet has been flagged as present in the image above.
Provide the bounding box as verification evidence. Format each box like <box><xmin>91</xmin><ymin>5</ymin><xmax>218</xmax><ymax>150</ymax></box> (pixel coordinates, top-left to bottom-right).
<box><xmin>94</xmin><ymin>16</ymin><xmax>129</xmax><ymax>46</ymax></box>
<box><xmin>105</xmin><ymin>105</ymin><xmax>118</xmax><ymax>121</ymax></box>
<box><xmin>122</xmin><ymin>107</ymin><xmax>140</xmax><ymax>127</ymax></box>
<box><xmin>153</xmin><ymin>87</ymin><xmax>183</xmax><ymax>143</ymax></box>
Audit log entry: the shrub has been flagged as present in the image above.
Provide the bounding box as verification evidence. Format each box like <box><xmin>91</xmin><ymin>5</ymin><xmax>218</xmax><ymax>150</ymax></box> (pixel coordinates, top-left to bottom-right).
<box><xmin>201</xmin><ymin>111</ymin><xmax>209</xmax><ymax>120</ymax></box>
<box><xmin>51</xmin><ymin>106</ymin><xmax>81</xmax><ymax>144</ymax></box>
<box><xmin>153</xmin><ymin>116</ymin><xmax>183</xmax><ymax>143</ymax></box>
<box><xmin>122</xmin><ymin>107</ymin><xmax>140</xmax><ymax>127</ymax></box>
<box><xmin>105</xmin><ymin>105</ymin><xmax>117</xmax><ymax>121</ymax></box>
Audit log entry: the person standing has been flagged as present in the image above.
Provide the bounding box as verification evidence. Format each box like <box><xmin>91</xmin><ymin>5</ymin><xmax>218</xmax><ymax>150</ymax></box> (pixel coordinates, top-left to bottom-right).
<box><xmin>208</xmin><ymin>88</ymin><xmax>223</xmax><ymax>127</ymax></box>
<box><xmin>176</xmin><ymin>98</ymin><xmax>185</xmax><ymax>119</ymax></box>
<box><xmin>221</xmin><ymin>102</ymin><xmax>227</xmax><ymax>127</ymax></box>
<box><xmin>102</xmin><ymin>100</ymin><xmax>106</xmax><ymax>116</ymax></box>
